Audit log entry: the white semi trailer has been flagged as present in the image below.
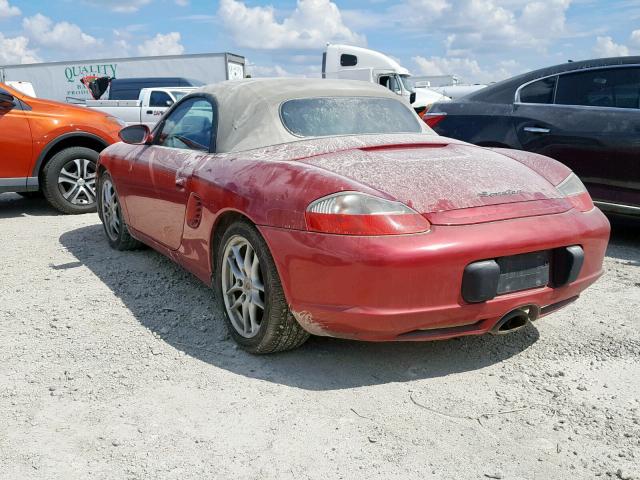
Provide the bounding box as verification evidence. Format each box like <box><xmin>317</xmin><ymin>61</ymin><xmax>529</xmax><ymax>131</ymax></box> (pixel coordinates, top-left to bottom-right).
<box><xmin>0</xmin><ymin>52</ymin><xmax>245</xmax><ymax>103</ymax></box>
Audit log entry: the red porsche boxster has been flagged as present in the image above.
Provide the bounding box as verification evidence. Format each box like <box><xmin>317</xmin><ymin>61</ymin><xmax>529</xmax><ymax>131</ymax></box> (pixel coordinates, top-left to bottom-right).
<box><xmin>97</xmin><ymin>78</ymin><xmax>610</xmax><ymax>353</ymax></box>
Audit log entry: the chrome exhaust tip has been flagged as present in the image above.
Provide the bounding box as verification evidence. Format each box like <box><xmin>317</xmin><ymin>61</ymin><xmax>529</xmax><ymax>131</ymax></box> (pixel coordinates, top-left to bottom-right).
<box><xmin>490</xmin><ymin>306</ymin><xmax>537</xmax><ymax>335</ymax></box>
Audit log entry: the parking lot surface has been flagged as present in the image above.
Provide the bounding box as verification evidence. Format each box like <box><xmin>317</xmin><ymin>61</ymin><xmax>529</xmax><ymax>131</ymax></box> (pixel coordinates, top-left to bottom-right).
<box><xmin>1</xmin><ymin>193</ymin><xmax>639</xmax><ymax>480</ymax></box>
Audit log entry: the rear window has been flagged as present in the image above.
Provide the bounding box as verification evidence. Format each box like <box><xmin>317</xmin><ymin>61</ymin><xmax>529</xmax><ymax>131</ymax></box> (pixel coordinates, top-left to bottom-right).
<box><xmin>280</xmin><ymin>97</ymin><xmax>423</xmax><ymax>137</ymax></box>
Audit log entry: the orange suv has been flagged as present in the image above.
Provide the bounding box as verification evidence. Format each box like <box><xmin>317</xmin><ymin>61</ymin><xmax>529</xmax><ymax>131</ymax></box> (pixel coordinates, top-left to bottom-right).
<box><xmin>0</xmin><ymin>83</ymin><xmax>124</xmax><ymax>214</ymax></box>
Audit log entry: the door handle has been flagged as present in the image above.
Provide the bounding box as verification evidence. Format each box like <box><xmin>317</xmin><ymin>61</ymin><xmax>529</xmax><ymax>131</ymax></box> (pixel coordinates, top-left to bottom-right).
<box><xmin>523</xmin><ymin>127</ymin><xmax>550</xmax><ymax>134</ymax></box>
<box><xmin>146</xmin><ymin>110</ymin><xmax>153</xmax><ymax>114</ymax></box>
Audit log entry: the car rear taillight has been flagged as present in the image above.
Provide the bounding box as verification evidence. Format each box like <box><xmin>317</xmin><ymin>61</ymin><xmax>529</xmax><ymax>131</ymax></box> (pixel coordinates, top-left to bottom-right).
<box><xmin>422</xmin><ymin>112</ymin><xmax>447</xmax><ymax>128</ymax></box>
<box><xmin>305</xmin><ymin>192</ymin><xmax>430</xmax><ymax>236</ymax></box>
<box><xmin>556</xmin><ymin>173</ymin><xmax>593</xmax><ymax>212</ymax></box>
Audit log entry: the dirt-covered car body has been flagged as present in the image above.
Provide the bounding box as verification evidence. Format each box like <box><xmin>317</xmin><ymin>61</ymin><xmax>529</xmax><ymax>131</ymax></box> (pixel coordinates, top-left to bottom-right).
<box><xmin>98</xmin><ymin>78</ymin><xmax>610</xmax><ymax>345</ymax></box>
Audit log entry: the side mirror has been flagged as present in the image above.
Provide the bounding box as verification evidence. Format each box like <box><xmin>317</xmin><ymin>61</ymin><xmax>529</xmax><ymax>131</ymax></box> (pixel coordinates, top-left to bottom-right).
<box><xmin>0</xmin><ymin>91</ymin><xmax>15</xmax><ymax>108</ymax></box>
<box><xmin>165</xmin><ymin>99</ymin><xmax>174</xmax><ymax>107</ymax></box>
<box><xmin>410</xmin><ymin>92</ymin><xmax>417</xmax><ymax>104</ymax></box>
<box><xmin>119</xmin><ymin>124</ymin><xmax>152</xmax><ymax>145</ymax></box>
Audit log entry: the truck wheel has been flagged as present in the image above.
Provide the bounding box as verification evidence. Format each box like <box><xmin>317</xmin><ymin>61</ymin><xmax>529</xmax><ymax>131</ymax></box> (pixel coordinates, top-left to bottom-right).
<box><xmin>42</xmin><ymin>147</ymin><xmax>99</xmax><ymax>214</ymax></box>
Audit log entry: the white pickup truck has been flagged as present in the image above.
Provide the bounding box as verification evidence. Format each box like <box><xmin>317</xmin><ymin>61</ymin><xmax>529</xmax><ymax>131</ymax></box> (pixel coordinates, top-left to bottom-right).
<box><xmin>85</xmin><ymin>87</ymin><xmax>195</xmax><ymax>127</ymax></box>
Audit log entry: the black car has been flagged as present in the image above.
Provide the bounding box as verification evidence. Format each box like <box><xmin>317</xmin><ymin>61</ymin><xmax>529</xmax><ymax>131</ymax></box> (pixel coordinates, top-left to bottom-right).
<box><xmin>426</xmin><ymin>56</ymin><xmax>640</xmax><ymax>216</ymax></box>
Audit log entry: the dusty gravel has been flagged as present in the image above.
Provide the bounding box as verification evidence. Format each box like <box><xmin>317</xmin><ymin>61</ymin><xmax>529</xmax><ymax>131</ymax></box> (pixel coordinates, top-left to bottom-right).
<box><xmin>1</xmin><ymin>193</ymin><xmax>639</xmax><ymax>480</ymax></box>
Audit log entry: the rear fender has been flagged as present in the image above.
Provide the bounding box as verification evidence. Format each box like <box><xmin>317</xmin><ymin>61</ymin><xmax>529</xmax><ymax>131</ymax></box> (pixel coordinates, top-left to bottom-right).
<box><xmin>489</xmin><ymin>148</ymin><xmax>572</xmax><ymax>186</ymax></box>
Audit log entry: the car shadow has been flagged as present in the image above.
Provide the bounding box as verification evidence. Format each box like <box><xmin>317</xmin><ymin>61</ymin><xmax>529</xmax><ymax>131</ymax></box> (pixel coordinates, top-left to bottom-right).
<box><xmin>607</xmin><ymin>215</ymin><xmax>640</xmax><ymax>266</ymax></box>
<box><xmin>0</xmin><ymin>193</ymin><xmax>62</xmax><ymax>218</ymax></box>
<box><xmin>60</xmin><ymin>224</ymin><xmax>540</xmax><ymax>391</ymax></box>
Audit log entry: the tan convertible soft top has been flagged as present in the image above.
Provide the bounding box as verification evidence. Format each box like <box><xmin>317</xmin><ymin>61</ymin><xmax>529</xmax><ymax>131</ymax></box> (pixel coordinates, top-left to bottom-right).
<box><xmin>197</xmin><ymin>78</ymin><xmax>431</xmax><ymax>153</ymax></box>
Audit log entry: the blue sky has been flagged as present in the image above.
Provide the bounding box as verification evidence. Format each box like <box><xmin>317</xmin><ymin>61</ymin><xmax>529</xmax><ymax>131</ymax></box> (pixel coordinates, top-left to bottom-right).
<box><xmin>1</xmin><ymin>0</ymin><xmax>639</xmax><ymax>83</ymax></box>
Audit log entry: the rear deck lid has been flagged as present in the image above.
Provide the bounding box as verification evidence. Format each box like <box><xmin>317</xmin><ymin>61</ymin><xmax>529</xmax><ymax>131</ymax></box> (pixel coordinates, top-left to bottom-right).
<box><xmin>302</xmin><ymin>142</ymin><xmax>572</xmax><ymax>225</ymax></box>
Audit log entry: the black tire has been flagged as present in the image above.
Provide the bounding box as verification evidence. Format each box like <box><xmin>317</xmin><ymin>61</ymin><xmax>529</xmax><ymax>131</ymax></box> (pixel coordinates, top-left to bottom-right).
<box><xmin>215</xmin><ymin>220</ymin><xmax>310</xmax><ymax>354</ymax></box>
<box><xmin>97</xmin><ymin>171</ymin><xmax>142</xmax><ymax>251</ymax></box>
<box><xmin>17</xmin><ymin>191</ymin><xmax>44</xmax><ymax>199</ymax></box>
<box><xmin>41</xmin><ymin>147</ymin><xmax>99</xmax><ymax>214</ymax></box>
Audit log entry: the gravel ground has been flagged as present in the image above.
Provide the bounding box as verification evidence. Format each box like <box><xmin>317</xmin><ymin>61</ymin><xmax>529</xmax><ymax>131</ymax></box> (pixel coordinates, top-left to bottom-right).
<box><xmin>1</xmin><ymin>193</ymin><xmax>639</xmax><ymax>480</ymax></box>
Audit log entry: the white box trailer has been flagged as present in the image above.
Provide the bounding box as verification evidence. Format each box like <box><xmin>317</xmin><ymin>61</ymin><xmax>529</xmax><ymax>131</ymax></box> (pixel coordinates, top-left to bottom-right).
<box><xmin>0</xmin><ymin>52</ymin><xmax>245</xmax><ymax>102</ymax></box>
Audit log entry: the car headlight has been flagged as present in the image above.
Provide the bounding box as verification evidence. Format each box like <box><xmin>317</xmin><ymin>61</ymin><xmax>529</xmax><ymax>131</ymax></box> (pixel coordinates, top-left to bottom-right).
<box><xmin>557</xmin><ymin>173</ymin><xmax>593</xmax><ymax>212</ymax></box>
<box><xmin>305</xmin><ymin>192</ymin><xmax>430</xmax><ymax>235</ymax></box>
<box><xmin>106</xmin><ymin>116</ymin><xmax>127</xmax><ymax>129</ymax></box>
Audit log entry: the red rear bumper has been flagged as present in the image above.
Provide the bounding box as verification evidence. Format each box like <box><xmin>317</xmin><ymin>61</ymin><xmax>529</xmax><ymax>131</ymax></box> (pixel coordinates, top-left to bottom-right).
<box><xmin>259</xmin><ymin>207</ymin><xmax>610</xmax><ymax>341</ymax></box>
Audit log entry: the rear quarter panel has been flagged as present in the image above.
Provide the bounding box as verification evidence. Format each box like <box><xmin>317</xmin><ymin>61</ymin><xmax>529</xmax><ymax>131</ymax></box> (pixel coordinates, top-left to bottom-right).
<box><xmin>488</xmin><ymin>148</ymin><xmax>572</xmax><ymax>186</ymax></box>
<box><xmin>191</xmin><ymin>153</ymin><xmax>381</xmax><ymax>230</ymax></box>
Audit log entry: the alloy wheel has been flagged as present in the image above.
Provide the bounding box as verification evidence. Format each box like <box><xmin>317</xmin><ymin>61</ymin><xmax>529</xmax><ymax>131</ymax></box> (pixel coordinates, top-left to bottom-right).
<box><xmin>58</xmin><ymin>158</ymin><xmax>96</xmax><ymax>205</ymax></box>
<box><xmin>221</xmin><ymin>235</ymin><xmax>266</xmax><ymax>338</ymax></box>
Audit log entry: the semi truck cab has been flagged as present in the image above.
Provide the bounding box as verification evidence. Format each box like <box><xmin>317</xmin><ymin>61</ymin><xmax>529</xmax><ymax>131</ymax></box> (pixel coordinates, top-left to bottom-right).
<box><xmin>322</xmin><ymin>44</ymin><xmax>449</xmax><ymax>113</ymax></box>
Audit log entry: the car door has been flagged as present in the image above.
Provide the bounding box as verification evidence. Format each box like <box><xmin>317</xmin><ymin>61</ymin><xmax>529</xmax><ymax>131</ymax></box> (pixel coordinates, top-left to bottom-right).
<box><xmin>124</xmin><ymin>96</ymin><xmax>215</xmax><ymax>250</ymax></box>
<box><xmin>513</xmin><ymin>67</ymin><xmax>640</xmax><ymax>209</ymax></box>
<box><xmin>141</xmin><ymin>90</ymin><xmax>175</xmax><ymax>128</ymax></box>
<box><xmin>0</xmin><ymin>88</ymin><xmax>33</xmax><ymax>185</ymax></box>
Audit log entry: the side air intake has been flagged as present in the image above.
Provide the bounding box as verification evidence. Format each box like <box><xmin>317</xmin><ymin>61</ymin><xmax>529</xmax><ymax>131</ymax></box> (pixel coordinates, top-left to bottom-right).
<box><xmin>186</xmin><ymin>193</ymin><xmax>203</xmax><ymax>229</ymax></box>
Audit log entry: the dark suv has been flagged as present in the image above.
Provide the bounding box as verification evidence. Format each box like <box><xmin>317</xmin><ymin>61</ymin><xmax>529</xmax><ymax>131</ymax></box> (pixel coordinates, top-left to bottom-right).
<box><xmin>426</xmin><ymin>56</ymin><xmax>640</xmax><ymax>217</ymax></box>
